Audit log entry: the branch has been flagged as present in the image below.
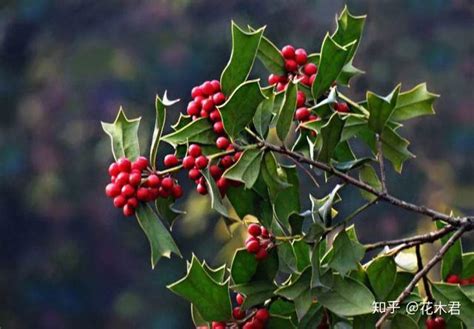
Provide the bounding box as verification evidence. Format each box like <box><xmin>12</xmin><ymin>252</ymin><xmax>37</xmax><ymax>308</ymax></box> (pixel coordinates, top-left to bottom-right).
<box><xmin>261</xmin><ymin>141</ymin><xmax>473</xmax><ymax>229</ymax></box>
<box><xmin>415</xmin><ymin>244</ymin><xmax>434</xmax><ymax>303</ymax></box>
<box><xmin>375</xmin><ymin>226</ymin><xmax>467</xmax><ymax>328</ymax></box>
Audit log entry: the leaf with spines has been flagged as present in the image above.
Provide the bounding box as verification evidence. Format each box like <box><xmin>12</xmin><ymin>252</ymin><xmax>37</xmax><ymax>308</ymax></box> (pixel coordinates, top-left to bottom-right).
<box><xmin>431</xmin><ymin>283</ymin><xmax>474</xmax><ymax>327</ymax></box>
<box><xmin>436</xmin><ymin>220</ymin><xmax>463</xmax><ymax>280</ymax></box>
<box><xmin>318</xmin><ymin>112</ymin><xmax>345</xmax><ymax>163</ymax></box>
<box><xmin>162</xmin><ymin>118</ymin><xmax>215</xmax><ymax>147</ymax></box>
<box><xmin>220</xmin><ymin>22</ymin><xmax>264</xmax><ymax>95</ymax></box>
<box><xmin>328</xmin><ymin>229</ymin><xmax>365</xmax><ymax>276</ymax></box>
<box><xmin>218</xmin><ymin>79</ymin><xmax>266</xmax><ymax>139</ymax></box>
<box><xmin>150</xmin><ymin>92</ymin><xmax>179</xmax><ymax>168</ymax></box>
<box><xmin>391</xmin><ymin>83</ymin><xmax>438</xmax><ymax>121</ymax></box>
<box><xmin>367</xmin><ymin>85</ymin><xmax>400</xmax><ymax>133</ymax></box>
<box><xmin>276</xmin><ymin>80</ymin><xmax>298</xmax><ymax>142</ymax></box>
<box><xmin>230</xmin><ymin>248</ymin><xmax>258</xmax><ymax>285</ymax></box>
<box><xmin>155</xmin><ymin>197</ymin><xmax>185</xmax><ymax>228</ymax></box>
<box><xmin>249</xmin><ymin>26</ymin><xmax>285</xmax><ymax>75</ymax></box>
<box><xmin>223</xmin><ymin>148</ymin><xmax>263</xmax><ymax>189</ymax></box>
<box><xmin>101</xmin><ymin>107</ymin><xmax>141</xmax><ymax>161</ymax></box>
<box><xmin>201</xmin><ymin>168</ymin><xmax>231</xmax><ymax>219</ymax></box>
<box><xmin>167</xmin><ymin>255</ymin><xmax>232</xmax><ymax>322</ymax></box>
<box><xmin>332</xmin><ymin>6</ymin><xmax>366</xmax><ymax>61</ymax></box>
<box><xmin>358</xmin><ymin>164</ymin><xmax>382</xmax><ymax>202</ymax></box>
<box><xmin>232</xmin><ymin>281</ymin><xmax>276</xmax><ymax>310</ymax></box>
<box><xmin>135</xmin><ymin>204</ymin><xmax>181</xmax><ymax>269</ymax></box>
<box><xmin>253</xmin><ymin>94</ymin><xmax>274</xmax><ymax>138</ymax></box>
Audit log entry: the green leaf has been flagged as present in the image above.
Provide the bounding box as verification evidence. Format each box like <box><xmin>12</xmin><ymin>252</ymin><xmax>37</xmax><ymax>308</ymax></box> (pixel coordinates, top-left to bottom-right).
<box><xmin>353</xmin><ymin>314</ymin><xmax>378</xmax><ymax>329</ymax></box>
<box><xmin>261</xmin><ymin>151</ymin><xmax>291</xmax><ymax>198</ymax></box>
<box><xmin>273</xmin><ymin>165</ymin><xmax>301</xmax><ymax>231</ymax></box>
<box><xmin>312</xmin><ymin>34</ymin><xmax>352</xmax><ymax>100</ymax></box>
<box><xmin>155</xmin><ymin>197</ymin><xmax>185</xmax><ymax>228</ymax></box>
<box><xmin>268</xmin><ymin>315</ymin><xmax>297</xmax><ymax>329</ymax></box>
<box><xmin>201</xmin><ymin>168</ymin><xmax>230</xmax><ymax>219</ymax></box>
<box><xmin>220</xmin><ymin>22</ymin><xmax>264</xmax><ymax>95</ymax></box>
<box><xmin>431</xmin><ymin>283</ymin><xmax>474</xmax><ymax>327</ymax></box>
<box><xmin>275</xmin><ymin>267</ymin><xmax>313</xmax><ymax>319</ymax></box>
<box><xmin>332</xmin><ymin>6</ymin><xmax>367</xmax><ymax>61</ymax></box>
<box><xmin>436</xmin><ymin>221</ymin><xmax>463</xmax><ymax>279</ymax></box>
<box><xmin>161</xmin><ymin>118</ymin><xmax>215</xmax><ymax>147</ymax></box>
<box><xmin>293</xmin><ymin>240</ymin><xmax>311</xmax><ymax>273</ymax></box>
<box><xmin>150</xmin><ymin>92</ymin><xmax>179</xmax><ymax>168</ymax></box>
<box><xmin>462</xmin><ymin>252</ymin><xmax>474</xmax><ymax>278</ymax></box>
<box><xmin>255</xmin><ymin>31</ymin><xmax>286</xmax><ymax>75</ymax></box>
<box><xmin>203</xmin><ymin>262</ymin><xmax>227</xmax><ymax>282</ymax></box>
<box><xmin>391</xmin><ymin>83</ymin><xmax>438</xmax><ymax>121</ymax></box>
<box><xmin>135</xmin><ymin>204</ymin><xmax>181</xmax><ymax>269</ymax></box>
<box><xmin>253</xmin><ymin>94</ymin><xmax>275</xmax><ymax>138</ymax></box>
<box><xmin>101</xmin><ymin>107</ymin><xmax>141</xmax><ymax>161</ymax></box>
<box><xmin>366</xmin><ymin>256</ymin><xmax>397</xmax><ymax>300</ymax></box>
<box><xmin>223</xmin><ymin>148</ymin><xmax>264</xmax><ymax>189</ymax></box>
<box><xmin>218</xmin><ymin>79</ymin><xmax>266</xmax><ymax>139</ymax></box>
<box><xmin>380</xmin><ymin>126</ymin><xmax>414</xmax><ymax>173</ymax></box>
<box><xmin>277</xmin><ymin>241</ymin><xmax>298</xmax><ymax>274</ymax></box>
<box><xmin>328</xmin><ymin>229</ymin><xmax>365</xmax><ymax>276</ymax></box>
<box><xmin>232</xmin><ymin>281</ymin><xmax>276</xmax><ymax>310</ymax></box>
<box><xmin>167</xmin><ymin>255</ymin><xmax>231</xmax><ymax>322</ymax></box>
<box><xmin>318</xmin><ymin>113</ymin><xmax>345</xmax><ymax>163</ymax></box>
<box><xmin>231</xmin><ymin>248</ymin><xmax>258</xmax><ymax>285</ymax></box>
<box><xmin>226</xmin><ymin>185</ymin><xmax>272</xmax><ymax>225</ymax></box>
<box><xmin>367</xmin><ymin>85</ymin><xmax>400</xmax><ymax>133</ymax></box>
<box><xmin>297</xmin><ymin>303</ymin><xmax>324</xmax><ymax>329</ymax></box>
<box><xmin>315</xmin><ymin>275</ymin><xmax>376</xmax><ymax>316</ymax></box>
<box><xmin>317</xmin><ymin>184</ymin><xmax>344</xmax><ymax>226</ymax></box>
<box><xmin>340</xmin><ymin>114</ymin><xmax>368</xmax><ymax>141</ymax></box>
<box><xmin>332</xmin><ymin>157</ymin><xmax>373</xmax><ymax>172</ymax></box>
<box><xmin>276</xmin><ymin>81</ymin><xmax>298</xmax><ymax>142</ymax></box>
<box><xmin>337</xmin><ymin>61</ymin><xmax>365</xmax><ymax>86</ymax></box>
<box><xmin>390</xmin><ymin>313</ymin><xmax>419</xmax><ymax>329</ymax></box>
<box><xmin>358</xmin><ymin>164</ymin><xmax>382</xmax><ymax>202</ymax></box>
<box><xmin>386</xmin><ymin>272</ymin><xmax>415</xmax><ymax>301</ymax></box>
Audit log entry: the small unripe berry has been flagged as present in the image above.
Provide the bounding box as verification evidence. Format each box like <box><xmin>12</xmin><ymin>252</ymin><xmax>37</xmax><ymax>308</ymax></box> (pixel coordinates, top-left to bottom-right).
<box><xmin>202</xmin><ymin>98</ymin><xmax>215</xmax><ymax>112</ymax></box>
<box><xmin>220</xmin><ymin>155</ymin><xmax>234</xmax><ymax>168</ymax></box>
<box><xmin>195</xmin><ymin>155</ymin><xmax>209</xmax><ymax>169</ymax></box>
<box><xmin>147</xmin><ymin>174</ymin><xmax>161</xmax><ymax>188</ymax></box>
<box><xmin>294</xmin><ymin>48</ymin><xmax>308</xmax><ymax>65</ymax></box>
<box><xmin>248</xmin><ymin>223</ymin><xmax>262</xmax><ymax>237</ymax></box>
<box><xmin>255</xmin><ymin>309</ymin><xmax>270</xmax><ymax>322</ymax></box>
<box><xmin>268</xmin><ymin>74</ymin><xmax>280</xmax><ymax>85</ymax></box>
<box><xmin>246</xmin><ymin>239</ymin><xmax>260</xmax><ymax>254</ymax></box>
<box><xmin>285</xmin><ymin>59</ymin><xmax>298</xmax><ymax>72</ymax></box>
<box><xmin>281</xmin><ymin>45</ymin><xmax>295</xmax><ymax>59</ymax></box>
<box><xmin>236</xmin><ymin>293</ymin><xmax>245</xmax><ymax>305</ymax></box>
<box><xmin>121</xmin><ymin>184</ymin><xmax>135</xmax><ymax>198</ymax></box>
<box><xmin>196</xmin><ymin>183</ymin><xmax>208</xmax><ymax>195</ymax></box>
<box><xmin>105</xmin><ymin>183</ymin><xmax>121</xmax><ymax>198</ymax></box>
<box><xmin>209</xmin><ymin>110</ymin><xmax>221</xmax><ymax>122</ymax></box>
<box><xmin>108</xmin><ymin>162</ymin><xmax>120</xmax><ymax>177</ymax></box>
<box><xmin>113</xmin><ymin>195</ymin><xmax>127</xmax><ymax>208</ymax></box>
<box><xmin>213</xmin><ymin>121</ymin><xmax>225</xmax><ymax>134</ymax></box>
<box><xmin>188</xmin><ymin>144</ymin><xmax>202</xmax><ymax>157</ymax></box>
<box><xmin>201</xmin><ymin>81</ymin><xmax>214</xmax><ymax>96</ymax></box>
<box><xmin>212</xmin><ymin>92</ymin><xmax>226</xmax><ymax>105</ymax></box>
<box><xmin>188</xmin><ymin>168</ymin><xmax>201</xmax><ymax>180</ymax></box>
<box><xmin>129</xmin><ymin>172</ymin><xmax>142</xmax><ymax>186</ymax></box>
<box><xmin>127</xmin><ymin>197</ymin><xmax>138</xmax><ymax>208</ymax></box>
<box><xmin>295</xmin><ymin>107</ymin><xmax>311</xmax><ymax>121</ymax></box>
<box><xmin>255</xmin><ymin>247</ymin><xmax>268</xmax><ymax>261</ymax></box>
<box><xmin>210</xmin><ymin>165</ymin><xmax>223</xmax><ymax>178</ymax></box>
<box><xmin>161</xmin><ymin>177</ymin><xmax>174</xmax><ymax>190</ymax></box>
<box><xmin>304</xmin><ymin>63</ymin><xmax>318</xmax><ymax>75</ymax></box>
<box><xmin>115</xmin><ymin>172</ymin><xmax>130</xmax><ymax>186</ymax></box>
<box><xmin>132</xmin><ymin>156</ymin><xmax>149</xmax><ymax>171</ymax></box>
<box><xmin>117</xmin><ymin>157</ymin><xmax>132</xmax><ymax>172</ymax></box>
<box><xmin>164</xmin><ymin>154</ymin><xmax>179</xmax><ymax>167</ymax></box>
<box><xmin>182</xmin><ymin>156</ymin><xmax>195</xmax><ymax>169</ymax></box>
<box><xmin>216</xmin><ymin>137</ymin><xmax>230</xmax><ymax>150</ymax></box>
<box><xmin>137</xmin><ymin>187</ymin><xmax>151</xmax><ymax>201</ymax></box>
<box><xmin>334</xmin><ymin>102</ymin><xmax>349</xmax><ymax>113</ymax></box>
<box><xmin>171</xmin><ymin>184</ymin><xmax>183</xmax><ymax>199</ymax></box>
<box><xmin>296</xmin><ymin>90</ymin><xmax>306</xmax><ymax>107</ymax></box>
<box><xmin>123</xmin><ymin>204</ymin><xmax>135</xmax><ymax>217</ymax></box>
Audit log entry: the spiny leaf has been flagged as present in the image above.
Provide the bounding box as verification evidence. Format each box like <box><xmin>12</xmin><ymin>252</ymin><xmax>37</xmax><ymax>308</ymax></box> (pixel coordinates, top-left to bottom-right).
<box><xmin>253</xmin><ymin>94</ymin><xmax>275</xmax><ymax>138</ymax></box>
<box><xmin>367</xmin><ymin>84</ymin><xmax>400</xmax><ymax>133</ymax></box>
<box><xmin>436</xmin><ymin>220</ymin><xmax>463</xmax><ymax>280</ymax></box>
<box><xmin>252</xmin><ymin>27</ymin><xmax>286</xmax><ymax>75</ymax></box>
<box><xmin>318</xmin><ymin>112</ymin><xmax>345</xmax><ymax>163</ymax></box>
<box><xmin>101</xmin><ymin>107</ymin><xmax>140</xmax><ymax>161</ymax></box>
<box><xmin>358</xmin><ymin>164</ymin><xmax>382</xmax><ymax>202</ymax></box>
<box><xmin>201</xmin><ymin>168</ymin><xmax>231</xmax><ymax>219</ymax></box>
<box><xmin>231</xmin><ymin>248</ymin><xmax>258</xmax><ymax>285</ymax></box>
<box><xmin>221</xmin><ymin>22</ymin><xmax>264</xmax><ymax>95</ymax></box>
<box><xmin>161</xmin><ymin>118</ymin><xmax>215</xmax><ymax>147</ymax></box>
<box><xmin>223</xmin><ymin>148</ymin><xmax>264</xmax><ymax>189</ymax></box>
<box><xmin>328</xmin><ymin>229</ymin><xmax>365</xmax><ymax>276</ymax></box>
<box><xmin>135</xmin><ymin>204</ymin><xmax>181</xmax><ymax>269</ymax></box>
<box><xmin>332</xmin><ymin>6</ymin><xmax>367</xmax><ymax>62</ymax></box>
<box><xmin>276</xmin><ymin>81</ymin><xmax>298</xmax><ymax>142</ymax></box>
<box><xmin>391</xmin><ymin>83</ymin><xmax>439</xmax><ymax>121</ymax></box>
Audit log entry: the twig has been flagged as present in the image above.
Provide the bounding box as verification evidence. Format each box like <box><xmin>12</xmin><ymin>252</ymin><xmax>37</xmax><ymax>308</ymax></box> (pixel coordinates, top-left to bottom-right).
<box><xmin>376</xmin><ymin>133</ymin><xmax>387</xmax><ymax>193</ymax></box>
<box><xmin>328</xmin><ymin>198</ymin><xmax>379</xmax><ymax>233</ymax></box>
<box><xmin>415</xmin><ymin>244</ymin><xmax>434</xmax><ymax>303</ymax></box>
<box><xmin>285</xmin><ymin>154</ymin><xmax>320</xmax><ymax>187</ymax></box>
<box><xmin>375</xmin><ymin>226</ymin><xmax>467</xmax><ymax>328</ymax></box>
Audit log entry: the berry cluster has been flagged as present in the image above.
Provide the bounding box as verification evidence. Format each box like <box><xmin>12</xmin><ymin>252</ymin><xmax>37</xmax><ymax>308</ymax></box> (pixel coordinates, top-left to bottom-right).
<box><xmin>245</xmin><ymin>224</ymin><xmax>273</xmax><ymax>261</ymax></box>
<box><xmin>105</xmin><ymin>156</ymin><xmax>183</xmax><ymax>217</ymax></box>
<box><xmin>445</xmin><ymin>273</ymin><xmax>474</xmax><ymax>286</ymax></box>
<box><xmin>425</xmin><ymin>316</ymin><xmax>445</xmax><ymax>329</ymax></box>
<box><xmin>211</xmin><ymin>294</ymin><xmax>270</xmax><ymax>329</ymax></box>
<box><xmin>268</xmin><ymin>45</ymin><xmax>317</xmax><ymax>92</ymax></box>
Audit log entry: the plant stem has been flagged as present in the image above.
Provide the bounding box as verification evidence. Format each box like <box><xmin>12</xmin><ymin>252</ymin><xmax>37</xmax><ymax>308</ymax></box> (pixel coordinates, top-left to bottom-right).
<box><xmin>415</xmin><ymin>244</ymin><xmax>435</xmax><ymax>304</ymax></box>
<box><xmin>330</xmin><ymin>198</ymin><xmax>379</xmax><ymax>231</ymax></box>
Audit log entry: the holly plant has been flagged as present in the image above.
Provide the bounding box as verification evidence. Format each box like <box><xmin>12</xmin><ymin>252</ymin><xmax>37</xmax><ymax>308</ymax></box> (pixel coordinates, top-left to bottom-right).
<box><xmin>101</xmin><ymin>7</ymin><xmax>474</xmax><ymax>329</ymax></box>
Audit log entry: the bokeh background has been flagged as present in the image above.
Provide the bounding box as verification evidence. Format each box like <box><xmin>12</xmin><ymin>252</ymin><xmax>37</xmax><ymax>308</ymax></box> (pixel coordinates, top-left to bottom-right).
<box><xmin>0</xmin><ymin>0</ymin><xmax>473</xmax><ymax>328</ymax></box>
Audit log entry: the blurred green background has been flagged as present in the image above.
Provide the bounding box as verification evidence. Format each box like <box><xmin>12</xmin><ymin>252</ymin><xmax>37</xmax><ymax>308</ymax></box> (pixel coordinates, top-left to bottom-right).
<box><xmin>0</xmin><ymin>0</ymin><xmax>473</xmax><ymax>328</ymax></box>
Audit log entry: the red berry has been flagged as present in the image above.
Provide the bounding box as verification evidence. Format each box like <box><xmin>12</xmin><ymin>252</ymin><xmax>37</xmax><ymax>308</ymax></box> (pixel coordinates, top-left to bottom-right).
<box><xmin>261</xmin><ymin>226</ymin><xmax>269</xmax><ymax>238</ymax></box>
<box><xmin>117</xmin><ymin>157</ymin><xmax>132</xmax><ymax>172</ymax></box>
<box><xmin>113</xmin><ymin>195</ymin><xmax>127</xmax><ymax>208</ymax></box>
<box><xmin>132</xmin><ymin>156</ymin><xmax>149</xmax><ymax>171</ymax></box>
<box><xmin>108</xmin><ymin>162</ymin><xmax>120</xmax><ymax>176</ymax></box>
<box><xmin>304</xmin><ymin>63</ymin><xmax>318</xmax><ymax>75</ymax></box>
<box><xmin>236</xmin><ymin>293</ymin><xmax>245</xmax><ymax>305</ymax></box>
<box><xmin>233</xmin><ymin>307</ymin><xmax>245</xmax><ymax>320</ymax></box>
<box><xmin>309</xmin><ymin>114</ymin><xmax>318</xmax><ymax>121</ymax></box>
<box><xmin>161</xmin><ymin>177</ymin><xmax>174</xmax><ymax>190</ymax></box>
<box><xmin>246</xmin><ymin>238</ymin><xmax>260</xmax><ymax>254</ymax></box>
<box><xmin>195</xmin><ymin>155</ymin><xmax>209</xmax><ymax>169</ymax></box>
<box><xmin>295</xmin><ymin>107</ymin><xmax>311</xmax><ymax>121</ymax></box>
<box><xmin>248</xmin><ymin>223</ymin><xmax>262</xmax><ymax>237</ymax></box>
<box><xmin>202</xmin><ymin>98</ymin><xmax>214</xmax><ymax>112</ymax></box>
<box><xmin>300</xmin><ymin>74</ymin><xmax>310</xmax><ymax>86</ymax></box>
<box><xmin>137</xmin><ymin>187</ymin><xmax>151</xmax><ymax>201</ymax></box>
<box><xmin>255</xmin><ymin>247</ymin><xmax>268</xmax><ymax>261</ymax></box>
<box><xmin>200</xmin><ymin>109</ymin><xmax>209</xmax><ymax>118</ymax></box>
<box><xmin>164</xmin><ymin>154</ymin><xmax>179</xmax><ymax>167</ymax></box>
<box><xmin>127</xmin><ymin>197</ymin><xmax>138</xmax><ymax>208</ymax></box>
<box><xmin>196</xmin><ymin>183</ymin><xmax>208</xmax><ymax>195</ymax></box>
<box><xmin>285</xmin><ymin>59</ymin><xmax>298</xmax><ymax>72</ymax></box>
<box><xmin>255</xmin><ymin>309</ymin><xmax>269</xmax><ymax>322</ymax></box>
<box><xmin>201</xmin><ymin>81</ymin><xmax>214</xmax><ymax>96</ymax></box>
<box><xmin>210</xmin><ymin>165</ymin><xmax>223</xmax><ymax>178</ymax></box>
<box><xmin>188</xmin><ymin>144</ymin><xmax>202</xmax><ymax>157</ymax></box>
<box><xmin>123</xmin><ymin>204</ymin><xmax>135</xmax><ymax>217</ymax></box>
<box><xmin>129</xmin><ymin>172</ymin><xmax>141</xmax><ymax>186</ymax></box>
<box><xmin>220</xmin><ymin>155</ymin><xmax>234</xmax><ymax>168</ymax></box>
<box><xmin>212</xmin><ymin>92</ymin><xmax>226</xmax><ymax>105</ymax></box>
<box><xmin>234</xmin><ymin>152</ymin><xmax>242</xmax><ymax>161</ymax></box>
<box><xmin>186</xmin><ymin>102</ymin><xmax>199</xmax><ymax>116</ymax></box>
<box><xmin>470</xmin><ymin>276</ymin><xmax>474</xmax><ymax>284</ymax></box>
<box><xmin>268</xmin><ymin>74</ymin><xmax>281</xmax><ymax>85</ymax></box>
<box><xmin>276</xmin><ymin>82</ymin><xmax>287</xmax><ymax>92</ymax></box>
<box><xmin>334</xmin><ymin>102</ymin><xmax>349</xmax><ymax>113</ymax></box>
<box><xmin>250</xmin><ymin>319</ymin><xmax>264</xmax><ymax>329</ymax></box>
<box><xmin>296</xmin><ymin>90</ymin><xmax>306</xmax><ymax>107</ymax></box>
<box><xmin>243</xmin><ymin>323</ymin><xmax>255</xmax><ymax>329</ymax></box>
<box><xmin>281</xmin><ymin>45</ymin><xmax>295</xmax><ymax>59</ymax></box>
<box><xmin>182</xmin><ymin>156</ymin><xmax>195</xmax><ymax>169</ymax></box>
<box><xmin>121</xmin><ymin>184</ymin><xmax>135</xmax><ymax>198</ymax></box>
<box><xmin>445</xmin><ymin>274</ymin><xmax>459</xmax><ymax>284</ymax></box>
<box><xmin>217</xmin><ymin>177</ymin><xmax>229</xmax><ymax>193</ymax></box>
<box><xmin>294</xmin><ymin>48</ymin><xmax>307</xmax><ymax>65</ymax></box>
<box><xmin>211</xmin><ymin>80</ymin><xmax>221</xmax><ymax>93</ymax></box>
<box><xmin>188</xmin><ymin>168</ymin><xmax>201</xmax><ymax>180</ymax></box>
<box><xmin>158</xmin><ymin>186</ymin><xmax>170</xmax><ymax>198</ymax></box>
<box><xmin>460</xmin><ymin>279</ymin><xmax>470</xmax><ymax>286</ymax></box>
<box><xmin>434</xmin><ymin>317</ymin><xmax>446</xmax><ymax>329</ymax></box>
<box><xmin>216</xmin><ymin>137</ymin><xmax>230</xmax><ymax>150</ymax></box>
<box><xmin>191</xmin><ymin>86</ymin><xmax>203</xmax><ymax>98</ymax></box>
<box><xmin>213</xmin><ymin>121</ymin><xmax>225</xmax><ymax>134</ymax></box>
<box><xmin>147</xmin><ymin>174</ymin><xmax>161</xmax><ymax>188</ymax></box>
<box><xmin>105</xmin><ymin>183</ymin><xmax>121</xmax><ymax>198</ymax></box>
<box><xmin>309</xmin><ymin>74</ymin><xmax>316</xmax><ymax>85</ymax></box>
<box><xmin>115</xmin><ymin>172</ymin><xmax>129</xmax><ymax>186</ymax></box>
<box><xmin>211</xmin><ymin>322</ymin><xmax>225</xmax><ymax>329</ymax></box>
<box><xmin>171</xmin><ymin>185</ymin><xmax>183</xmax><ymax>199</ymax></box>
<box><xmin>209</xmin><ymin>110</ymin><xmax>221</xmax><ymax>122</ymax></box>
<box><xmin>149</xmin><ymin>188</ymin><xmax>159</xmax><ymax>200</ymax></box>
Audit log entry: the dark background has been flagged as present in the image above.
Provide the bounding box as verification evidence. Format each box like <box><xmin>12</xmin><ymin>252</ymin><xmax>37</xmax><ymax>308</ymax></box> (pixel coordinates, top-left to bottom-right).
<box><xmin>0</xmin><ymin>0</ymin><xmax>472</xmax><ymax>328</ymax></box>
